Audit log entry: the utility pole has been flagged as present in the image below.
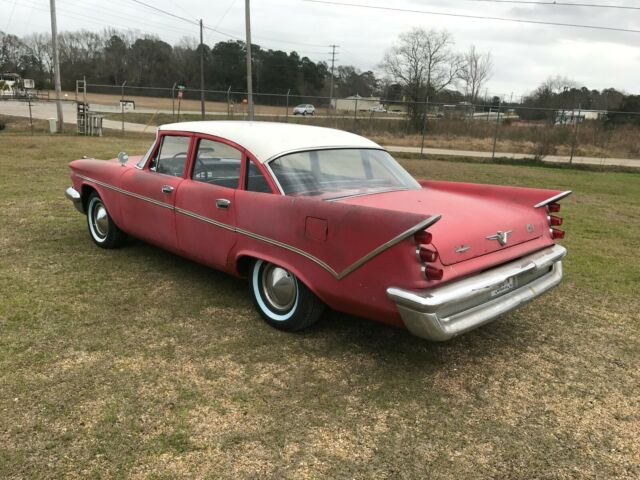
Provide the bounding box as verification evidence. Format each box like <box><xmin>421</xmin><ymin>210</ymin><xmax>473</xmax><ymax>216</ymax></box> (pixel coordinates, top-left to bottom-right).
<box><xmin>245</xmin><ymin>0</ymin><xmax>254</xmax><ymax>120</ymax></box>
<box><xmin>49</xmin><ymin>0</ymin><xmax>64</xmax><ymax>132</ymax></box>
<box><xmin>329</xmin><ymin>44</ymin><xmax>338</xmax><ymax>111</ymax></box>
<box><xmin>199</xmin><ymin>19</ymin><xmax>205</xmax><ymax>120</ymax></box>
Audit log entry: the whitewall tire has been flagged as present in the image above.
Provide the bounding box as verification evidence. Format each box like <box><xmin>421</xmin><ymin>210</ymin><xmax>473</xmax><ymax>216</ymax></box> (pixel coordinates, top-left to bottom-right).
<box><xmin>250</xmin><ymin>259</ymin><xmax>325</xmax><ymax>331</ymax></box>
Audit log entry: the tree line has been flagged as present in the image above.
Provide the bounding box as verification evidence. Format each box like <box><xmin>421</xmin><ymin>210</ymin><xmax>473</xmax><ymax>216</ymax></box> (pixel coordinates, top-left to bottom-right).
<box><xmin>1</xmin><ymin>27</ymin><xmax>637</xmax><ymax>124</ymax></box>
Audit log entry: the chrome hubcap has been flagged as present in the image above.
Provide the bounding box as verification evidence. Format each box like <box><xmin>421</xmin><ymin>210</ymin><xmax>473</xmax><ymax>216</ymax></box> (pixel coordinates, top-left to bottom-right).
<box><xmin>93</xmin><ymin>203</ymin><xmax>108</xmax><ymax>237</ymax></box>
<box><xmin>261</xmin><ymin>265</ymin><xmax>297</xmax><ymax>311</ymax></box>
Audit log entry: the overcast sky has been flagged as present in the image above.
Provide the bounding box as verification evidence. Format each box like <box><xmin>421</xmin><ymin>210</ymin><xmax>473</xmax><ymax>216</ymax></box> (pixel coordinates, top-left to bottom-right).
<box><xmin>3</xmin><ymin>0</ymin><xmax>639</xmax><ymax>97</ymax></box>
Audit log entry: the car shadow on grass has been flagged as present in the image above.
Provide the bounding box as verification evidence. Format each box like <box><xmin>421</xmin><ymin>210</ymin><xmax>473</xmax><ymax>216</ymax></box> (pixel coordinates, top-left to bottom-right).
<box><xmin>118</xmin><ymin>237</ymin><xmax>534</xmax><ymax>372</ymax></box>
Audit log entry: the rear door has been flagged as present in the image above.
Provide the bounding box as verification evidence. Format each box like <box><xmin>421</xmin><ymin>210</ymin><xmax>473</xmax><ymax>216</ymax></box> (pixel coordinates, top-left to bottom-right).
<box><xmin>174</xmin><ymin>136</ymin><xmax>243</xmax><ymax>269</ymax></box>
<box><xmin>120</xmin><ymin>133</ymin><xmax>191</xmax><ymax>250</ymax></box>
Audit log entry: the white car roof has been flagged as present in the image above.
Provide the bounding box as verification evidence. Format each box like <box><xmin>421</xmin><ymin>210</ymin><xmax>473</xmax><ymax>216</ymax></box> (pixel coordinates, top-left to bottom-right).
<box><xmin>158</xmin><ymin>121</ymin><xmax>381</xmax><ymax>163</ymax></box>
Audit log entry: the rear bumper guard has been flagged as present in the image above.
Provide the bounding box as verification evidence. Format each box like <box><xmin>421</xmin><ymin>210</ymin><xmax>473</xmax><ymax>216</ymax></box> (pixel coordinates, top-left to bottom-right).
<box><xmin>387</xmin><ymin>244</ymin><xmax>566</xmax><ymax>341</ymax></box>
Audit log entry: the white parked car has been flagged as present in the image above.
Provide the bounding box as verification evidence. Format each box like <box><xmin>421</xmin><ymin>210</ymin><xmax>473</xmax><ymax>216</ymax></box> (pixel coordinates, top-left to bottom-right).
<box><xmin>293</xmin><ymin>104</ymin><xmax>315</xmax><ymax>116</ymax></box>
<box><xmin>369</xmin><ymin>105</ymin><xmax>387</xmax><ymax>113</ymax></box>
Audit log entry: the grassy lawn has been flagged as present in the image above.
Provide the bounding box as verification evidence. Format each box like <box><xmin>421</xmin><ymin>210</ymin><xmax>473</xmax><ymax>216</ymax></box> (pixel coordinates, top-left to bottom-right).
<box><xmin>0</xmin><ymin>130</ymin><xmax>638</xmax><ymax>479</ymax></box>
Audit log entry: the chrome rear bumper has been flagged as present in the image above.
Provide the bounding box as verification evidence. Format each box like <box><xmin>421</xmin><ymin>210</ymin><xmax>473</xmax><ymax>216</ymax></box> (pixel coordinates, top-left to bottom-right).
<box><xmin>65</xmin><ymin>187</ymin><xmax>85</xmax><ymax>214</ymax></box>
<box><xmin>387</xmin><ymin>244</ymin><xmax>566</xmax><ymax>341</ymax></box>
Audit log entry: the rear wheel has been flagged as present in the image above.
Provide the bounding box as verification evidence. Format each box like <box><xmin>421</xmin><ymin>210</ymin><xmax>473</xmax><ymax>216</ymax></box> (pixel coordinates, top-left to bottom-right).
<box><xmin>86</xmin><ymin>192</ymin><xmax>126</xmax><ymax>249</ymax></box>
<box><xmin>250</xmin><ymin>259</ymin><xmax>324</xmax><ymax>331</ymax></box>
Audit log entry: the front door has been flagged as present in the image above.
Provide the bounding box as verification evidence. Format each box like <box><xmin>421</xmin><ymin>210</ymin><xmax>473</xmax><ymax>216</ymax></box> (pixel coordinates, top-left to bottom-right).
<box><xmin>120</xmin><ymin>134</ymin><xmax>192</xmax><ymax>251</ymax></box>
<box><xmin>175</xmin><ymin>137</ymin><xmax>242</xmax><ymax>269</ymax></box>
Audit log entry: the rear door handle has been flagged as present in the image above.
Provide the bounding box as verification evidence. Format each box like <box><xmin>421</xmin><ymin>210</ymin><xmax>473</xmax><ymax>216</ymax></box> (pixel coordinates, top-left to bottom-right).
<box><xmin>161</xmin><ymin>185</ymin><xmax>174</xmax><ymax>194</ymax></box>
<box><xmin>216</xmin><ymin>198</ymin><xmax>231</xmax><ymax>209</ymax></box>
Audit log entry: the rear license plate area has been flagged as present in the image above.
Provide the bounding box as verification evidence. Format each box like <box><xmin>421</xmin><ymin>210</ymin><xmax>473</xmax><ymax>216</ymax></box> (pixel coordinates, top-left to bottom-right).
<box><xmin>490</xmin><ymin>277</ymin><xmax>515</xmax><ymax>297</ymax></box>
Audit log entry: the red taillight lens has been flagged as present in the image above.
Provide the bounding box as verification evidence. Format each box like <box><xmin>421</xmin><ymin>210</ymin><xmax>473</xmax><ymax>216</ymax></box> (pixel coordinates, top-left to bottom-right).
<box><xmin>423</xmin><ymin>265</ymin><xmax>444</xmax><ymax>281</ymax></box>
<box><xmin>549</xmin><ymin>215</ymin><xmax>563</xmax><ymax>226</ymax></box>
<box><xmin>414</xmin><ymin>230</ymin><xmax>432</xmax><ymax>245</ymax></box>
<box><xmin>547</xmin><ymin>202</ymin><xmax>561</xmax><ymax>213</ymax></box>
<box><xmin>418</xmin><ymin>247</ymin><xmax>438</xmax><ymax>263</ymax></box>
<box><xmin>551</xmin><ymin>228</ymin><xmax>565</xmax><ymax>239</ymax></box>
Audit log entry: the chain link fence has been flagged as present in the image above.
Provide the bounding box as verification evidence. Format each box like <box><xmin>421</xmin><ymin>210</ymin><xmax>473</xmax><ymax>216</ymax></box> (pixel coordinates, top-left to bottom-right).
<box><xmin>5</xmin><ymin>82</ymin><xmax>639</xmax><ymax>164</ymax></box>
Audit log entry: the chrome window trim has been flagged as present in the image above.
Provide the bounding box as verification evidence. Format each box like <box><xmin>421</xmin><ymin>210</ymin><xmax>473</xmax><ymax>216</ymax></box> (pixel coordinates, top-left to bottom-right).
<box><xmin>136</xmin><ymin>130</ymin><xmax>159</xmax><ymax>170</ymax></box>
<box><xmin>76</xmin><ymin>175</ymin><xmax>440</xmax><ymax>280</ymax></box>
<box><xmin>264</xmin><ymin>147</ymin><xmax>411</xmax><ymax>197</ymax></box>
<box><xmin>264</xmin><ymin>146</ymin><xmax>387</xmax><ymax>166</ymax></box>
<box><xmin>534</xmin><ymin>190</ymin><xmax>572</xmax><ymax>208</ymax></box>
<box><xmin>324</xmin><ymin>187</ymin><xmax>414</xmax><ymax>202</ymax></box>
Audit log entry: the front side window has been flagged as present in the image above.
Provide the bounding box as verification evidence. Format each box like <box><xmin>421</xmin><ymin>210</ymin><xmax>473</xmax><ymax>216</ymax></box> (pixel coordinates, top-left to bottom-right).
<box><xmin>149</xmin><ymin>135</ymin><xmax>190</xmax><ymax>176</ymax></box>
<box><xmin>269</xmin><ymin>149</ymin><xmax>420</xmax><ymax>198</ymax></box>
<box><xmin>192</xmin><ymin>138</ymin><xmax>242</xmax><ymax>189</ymax></box>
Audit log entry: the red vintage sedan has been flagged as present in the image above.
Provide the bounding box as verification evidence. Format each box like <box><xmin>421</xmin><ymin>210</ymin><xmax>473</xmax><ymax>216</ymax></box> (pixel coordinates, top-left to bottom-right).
<box><xmin>65</xmin><ymin>122</ymin><xmax>570</xmax><ymax>341</ymax></box>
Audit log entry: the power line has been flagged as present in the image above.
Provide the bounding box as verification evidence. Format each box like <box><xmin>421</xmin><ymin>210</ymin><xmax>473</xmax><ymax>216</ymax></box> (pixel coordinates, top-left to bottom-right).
<box><xmin>122</xmin><ymin>0</ymin><xmax>331</xmax><ymax>50</ymax></box>
<box><xmin>301</xmin><ymin>0</ymin><xmax>640</xmax><ymax>34</ymax></box>
<box><xmin>127</xmin><ymin>0</ymin><xmax>198</xmax><ymax>25</ymax></box>
<box><xmin>442</xmin><ymin>0</ymin><xmax>640</xmax><ymax>10</ymax></box>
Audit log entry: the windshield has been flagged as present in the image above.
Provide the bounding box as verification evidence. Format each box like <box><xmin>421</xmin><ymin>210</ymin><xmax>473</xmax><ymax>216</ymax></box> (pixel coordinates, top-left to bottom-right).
<box><xmin>270</xmin><ymin>148</ymin><xmax>420</xmax><ymax>198</ymax></box>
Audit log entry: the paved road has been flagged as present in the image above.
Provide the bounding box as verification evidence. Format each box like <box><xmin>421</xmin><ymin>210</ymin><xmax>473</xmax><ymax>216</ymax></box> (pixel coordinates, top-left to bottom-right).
<box><xmin>1</xmin><ymin>100</ymin><xmax>152</xmax><ymax>133</ymax></box>
<box><xmin>384</xmin><ymin>145</ymin><xmax>640</xmax><ymax>168</ymax></box>
<box><xmin>3</xmin><ymin>99</ymin><xmax>639</xmax><ymax>169</ymax></box>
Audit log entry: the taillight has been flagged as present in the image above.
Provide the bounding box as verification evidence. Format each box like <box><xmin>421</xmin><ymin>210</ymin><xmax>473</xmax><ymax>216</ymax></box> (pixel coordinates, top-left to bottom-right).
<box><xmin>422</xmin><ymin>265</ymin><xmax>444</xmax><ymax>281</ymax></box>
<box><xmin>546</xmin><ymin>203</ymin><xmax>565</xmax><ymax>239</ymax></box>
<box><xmin>417</xmin><ymin>246</ymin><xmax>438</xmax><ymax>263</ymax></box>
<box><xmin>414</xmin><ymin>230</ymin><xmax>432</xmax><ymax>245</ymax></box>
<box><xmin>547</xmin><ymin>202</ymin><xmax>561</xmax><ymax>213</ymax></box>
<box><xmin>548</xmin><ymin>215</ymin><xmax>563</xmax><ymax>226</ymax></box>
<box><xmin>415</xmin><ymin>230</ymin><xmax>442</xmax><ymax>280</ymax></box>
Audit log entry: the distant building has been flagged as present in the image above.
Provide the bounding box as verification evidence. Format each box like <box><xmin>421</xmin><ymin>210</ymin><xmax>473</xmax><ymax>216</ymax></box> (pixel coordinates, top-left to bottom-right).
<box><xmin>555</xmin><ymin>109</ymin><xmax>606</xmax><ymax>125</ymax></box>
<box><xmin>0</xmin><ymin>73</ymin><xmax>36</xmax><ymax>98</ymax></box>
<box><xmin>331</xmin><ymin>95</ymin><xmax>382</xmax><ymax>112</ymax></box>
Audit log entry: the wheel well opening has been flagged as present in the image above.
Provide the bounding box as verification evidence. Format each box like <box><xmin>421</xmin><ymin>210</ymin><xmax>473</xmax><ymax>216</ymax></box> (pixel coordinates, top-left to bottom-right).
<box><xmin>81</xmin><ymin>185</ymin><xmax>97</xmax><ymax>210</ymax></box>
<box><xmin>236</xmin><ymin>255</ymin><xmax>254</xmax><ymax>278</ymax></box>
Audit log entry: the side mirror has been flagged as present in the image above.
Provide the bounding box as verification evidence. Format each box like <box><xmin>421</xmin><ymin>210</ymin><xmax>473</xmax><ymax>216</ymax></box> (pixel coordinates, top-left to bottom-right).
<box><xmin>117</xmin><ymin>151</ymin><xmax>129</xmax><ymax>166</ymax></box>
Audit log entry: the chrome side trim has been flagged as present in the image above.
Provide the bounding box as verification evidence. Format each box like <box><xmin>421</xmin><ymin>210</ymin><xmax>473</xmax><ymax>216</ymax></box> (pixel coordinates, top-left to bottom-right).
<box><xmin>534</xmin><ymin>190</ymin><xmax>572</xmax><ymax>208</ymax></box>
<box><xmin>175</xmin><ymin>207</ymin><xmax>235</xmax><ymax>232</ymax></box>
<box><xmin>236</xmin><ymin>227</ymin><xmax>340</xmax><ymax>278</ymax></box>
<box><xmin>387</xmin><ymin>244</ymin><xmax>566</xmax><ymax>341</ymax></box>
<box><xmin>336</xmin><ymin>214</ymin><xmax>441</xmax><ymax>279</ymax></box>
<box><xmin>77</xmin><ymin>175</ymin><xmax>173</xmax><ymax>210</ymax></box>
<box><xmin>75</xmin><ymin>175</ymin><xmax>440</xmax><ymax>280</ymax></box>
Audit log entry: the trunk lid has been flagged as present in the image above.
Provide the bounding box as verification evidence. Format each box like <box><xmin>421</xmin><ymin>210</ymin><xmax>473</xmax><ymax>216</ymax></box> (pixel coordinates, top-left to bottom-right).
<box><xmin>337</xmin><ymin>188</ymin><xmax>544</xmax><ymax>265</ymax></box>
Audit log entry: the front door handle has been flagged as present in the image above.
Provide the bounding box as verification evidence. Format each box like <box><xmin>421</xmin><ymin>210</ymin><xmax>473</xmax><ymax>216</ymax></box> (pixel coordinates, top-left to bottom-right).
<box><xmin>161</xmin><ymin>185</ymin><xmax>174</xmax><ymax>194</ymax></box>
<box><xmin>216</xmin><ymin>198</ymin><xmax>231</xmax><ymax>209</ymax></box>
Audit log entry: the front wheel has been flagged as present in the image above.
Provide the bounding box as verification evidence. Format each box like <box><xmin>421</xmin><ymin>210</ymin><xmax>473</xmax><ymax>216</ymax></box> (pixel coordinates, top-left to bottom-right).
<box><xmin>250</xmin><ymin>259</ymin><xmax>325</xmax><ymax>331</ymax></box>
<box><xmin>86</xmin><ymin>192</ymin><xmax>126</xmax><ymax>248</ymax></box>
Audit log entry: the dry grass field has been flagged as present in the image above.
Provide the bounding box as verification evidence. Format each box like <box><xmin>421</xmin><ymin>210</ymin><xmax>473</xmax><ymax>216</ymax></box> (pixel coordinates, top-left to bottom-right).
<box><xmin>1</xmin><ymin>124</ymin><xmax>639</xmax><ymax>478</ymax></box>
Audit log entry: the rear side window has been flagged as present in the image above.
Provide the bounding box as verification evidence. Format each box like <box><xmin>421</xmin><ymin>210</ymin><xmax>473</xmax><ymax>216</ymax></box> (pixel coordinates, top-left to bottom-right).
<box><xmin>149</xmin><ymin>135</ymin><xmax>190</xmax><ymax>176</ymax></box>
<box><xmin>192</xmin><ymin>138</ymin><xmax>242</xmax><ymax>189</ymax></box>
<box><xmin>246</xmin><ymin>161</ymin><xmax>272</xmax><ymax>193</ymax></box>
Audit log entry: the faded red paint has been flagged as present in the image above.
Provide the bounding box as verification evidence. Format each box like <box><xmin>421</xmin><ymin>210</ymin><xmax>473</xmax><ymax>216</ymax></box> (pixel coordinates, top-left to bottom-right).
<box><xmin>69</xmin><ymin>130</ymin><xmax>565</xmax><ymax>330</ymax></box>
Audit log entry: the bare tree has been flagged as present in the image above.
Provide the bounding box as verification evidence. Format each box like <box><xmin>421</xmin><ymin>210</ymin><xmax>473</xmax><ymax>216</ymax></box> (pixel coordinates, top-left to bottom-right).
<box><xmin>381</xmin><ymin>28</ymin><xmax>462</xmax><ymax>125</ymax></box>
<box><xmin>460</xmin><ymin>45</ymin><xmax>492</xmax><ymax>104</ymax></box>
<box><xmin>538</xmin><ymin>75</ymin><xmax>579</xmax><ymax>95</ymax></box>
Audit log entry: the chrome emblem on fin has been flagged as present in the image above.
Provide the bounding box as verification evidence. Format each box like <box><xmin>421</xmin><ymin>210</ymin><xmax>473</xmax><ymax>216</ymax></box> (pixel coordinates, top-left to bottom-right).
<box><xmin>486</xmin><ymin>230</ymin><xmax>512</xmax><ymax>246</ymax></box>
<box><xmin>455</xmin><ymin>245</ymin><xmax>470</xmax><ymax>253</ymax></box>
<box><xmin>526</xmin><ymin>223</ymin><xmax>535</xmax><ymax>233</ymax></box>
